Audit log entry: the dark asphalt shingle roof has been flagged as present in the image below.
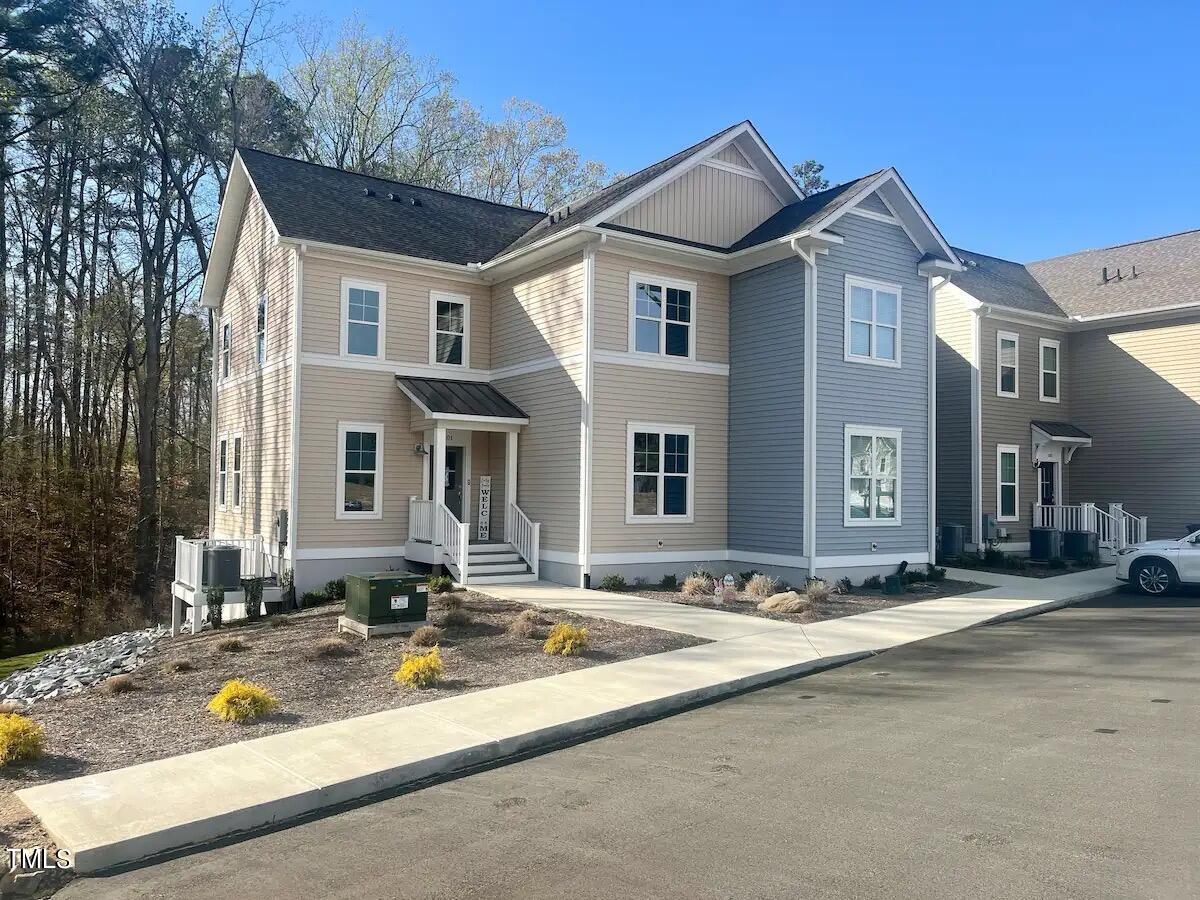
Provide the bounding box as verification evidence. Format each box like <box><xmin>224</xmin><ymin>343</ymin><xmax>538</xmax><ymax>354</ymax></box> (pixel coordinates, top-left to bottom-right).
<box><xmin>951</xmin><ymin>247</ymin><xmax>1066</xmax><ymax>317</ymax></box>
<box><xmin>728</xmin><ymin>172</ymin><xmax>883</xmax><ymax>251</ymax></box>
<box><xmin>396</xmin><ymin>376</ymin><xmax>527</xmax><ymax>421</ymax></box>
<box><xmin>238</xmin><ymin>148</ymin><xmax>544</xmax><ymax>266</ymax></box>
<box><xmin>1031</xmin><ymin>421</ymin><xmax>1092</xmax><ymax>440</ymax></box>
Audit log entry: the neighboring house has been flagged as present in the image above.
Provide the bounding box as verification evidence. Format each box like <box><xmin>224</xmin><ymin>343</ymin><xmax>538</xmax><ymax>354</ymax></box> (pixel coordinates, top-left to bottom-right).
<box><xmin>178</xmin><ymin>120</ymin><xmax>960</xmax><ymax>600</ymax></box>
<box><xmin>935</xmin><ymin>229</ymin><xmax>1200</xmax><ymax>554</ymax></box>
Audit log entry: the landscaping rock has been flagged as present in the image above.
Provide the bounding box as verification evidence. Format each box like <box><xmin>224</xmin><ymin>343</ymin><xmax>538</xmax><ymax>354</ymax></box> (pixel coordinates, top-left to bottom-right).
<box><xmin>0</xmin><ymin>627</ymin><xmax>168</xmax><ymax>705</ymax></box>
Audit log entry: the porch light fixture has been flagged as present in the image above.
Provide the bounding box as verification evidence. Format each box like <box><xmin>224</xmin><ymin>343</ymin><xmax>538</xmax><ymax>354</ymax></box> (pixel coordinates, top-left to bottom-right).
<box><xmin>413</xmin><ymin>443</ymin><xmax>429</xmax><ymax>456</ymax></box>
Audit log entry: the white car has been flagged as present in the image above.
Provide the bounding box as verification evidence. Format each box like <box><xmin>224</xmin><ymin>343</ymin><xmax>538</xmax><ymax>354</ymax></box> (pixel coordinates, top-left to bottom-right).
<box><xmin>1116</xmin><ymin>529</ymin><xmax>1200</xmax><ymax>595</ymax></box>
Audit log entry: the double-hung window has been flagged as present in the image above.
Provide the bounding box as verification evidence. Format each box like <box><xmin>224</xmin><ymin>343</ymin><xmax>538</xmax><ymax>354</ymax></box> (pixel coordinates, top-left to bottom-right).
<box><xmin>844</xmin><ymin>275</ymin><xmax>901</xmax><ymax>366</ymax></box>
<box><xmin>430</xmin><ymin>292</ymin><xmax>468</xmax><ymax>367</ymax></box>
<box><xmin>845</xmin><ymin>425</ymin><xmax>901</xmax><ymax>525</ymax></box>
<box><xmin>256</xmin><ymin>293</ymin><xmax>268</xmax><ymax>367</ymax></box>
<box><xmin>627</xmin><ymin>424</ymin><xmax>694</xmax><ymax>522</ymax></box>
<box><xmin>217</xmin><ymin>437</ymin><xmax>228</xmax><ymax>508</ymax></box>
<box><xmin>341</xmin><ymin>278</ymin><xmax>385</xmax><ymax>359</ymax></box>
<box><xmin>630</xmin><ymin>274</ymin><xmax>694</xmax><ymax>360</ymax></box>
<box><xmin>997</xmin><ymin>445</ymin><xmax>1019</xmax><ymax>521</ymax></box>
<box><xmin>219</xmin><ymin>316</ymin><xmax>232</xmax><ymax>380</ymax></box>
<box><xmin>1039</xmin><ymin>338</ymin><xmax>1060</xmax><ymax>402</ymax></box>
<box><xmin>997</xmin><ymin>331</ymin><xmax>1019</xmax><ymax>397</ymax></box>
<box><xmin>337</xmin><ymin>423</ymin><xmax>383</xmax><ymax>519</ymax></box>
<box><xmin>231</xmin><ymin>434</ymin><xmax>243</xmax><ymax>509</ymax></box>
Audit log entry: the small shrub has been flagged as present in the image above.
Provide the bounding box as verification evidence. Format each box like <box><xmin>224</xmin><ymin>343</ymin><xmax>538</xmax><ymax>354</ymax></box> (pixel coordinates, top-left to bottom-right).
<box><xmin>745</xmin><ymin>573</ymin><xmax>779</xmax><ymax>599</ymax></box>
<box><xmin>207</xmin><ymin>679</ymin><xmax>279</xmax><ymax>723</ymax></box>
<box><xmin>926</xmin><ymin>565</ymin><xmax>947</xmax><ymax>583</ymax></box>
<box><xmin>101</xmin><ymin>674</ymin><xmax>137</xmax><ymax>695</ymax></box>
<box><xmin>409</xmin><ymin>625</ymin><xmax>443</xmax><ymax>647</ymax></box>
<box><xmin>166</xmin><ymin>658</ymin><xmax>195</xmax><ymax>674</ymax></box>
<box><xmin>216</xmin><ymin>636</ymin><xmax>248</xmax><ymax>653</ymax></box>
<box><xmin>681</xmin><ymin>574</ymin><xmax>712</xmax><ymax>597</ymax></box>
<box><xmin>301</xmin><ymin>590</ymin><xmax>330</xmax><ymax>606</ymax></box>
<box><xmin>241</xmin><ymin>577</ymin><xmax>264</xmax><ymax>622</ymax></box>
<box><xmin>1078</xmin><ymin>552</ymin><xmax>1098</xmax><ymax>567</ymax></box>
<box><xmin>599</xmin><ymin>573</ymin><xmax>628</xmax><ymax>592</ymax></box>
<box><xmin>737</xmin><ymin>571</ymin><xmax>757</xmax><ymax>588</ymax></box>
<box><xmin>206</xmin><ymin>586</ymin><xmax>225</xmax><ymax>629</ymax></box>
<box><xmin>1003</xmin><ymin>554</ymin><xmax>1027</xmax><ymax>571</ymax></box>
<box><xmin>632</xmin><ymin>576</ymin><xmax>648</xmax><ymax>588</ymax></box>
<box><xmin>439</xmin><ymin>593</ymin><xmax>463</xmax><ymax>610</ymax></box>
<box><xmin>805</xmin><ymin>578</ymin><xmax>836</xmax><ymax>602</ymax></box>
<box><xmin>691</xmin><ymin>567</ymin><xmax>714</xmax><ymax>582</ymax></box>
<box><xmin>442</xmin><ymin>608</ymin><xmax>472</xmax><ymax>628</ymax></box>
<box><xmin>904</xmin><ymin>569</ymin><xmax>927</xmax><ymax>585</ymax></box>
<box><xmin>507</xmin><ymin>609</ymin><xmax>545</xmax><ymax>638</ymax></box>
<box><xmin>394</xmin><ymin>647</ymin><xmax>444</xmax><ymax>688</ymax></box>
<box><xmin>1047</xmin><ymin>556</ymin><xmax>1068</xmax><ymax>570</ymax></box>
<box><xmin>0</xmin><ymin>713</ymin><xmax>45</xmax><ymax>766</ymax></box>
<box><xmin>863</xmin><ymin>575</ymin><xmax>884</xmax><ymax>590</ymax></box>
<box><xmin>659</xmin><ymin>573</ymin><xmax>679</xmax><ymax>591</ymax></box>
<box><xmin>312</xmin><ymin>637</ymin><xmax>358</xmax><ymax>659</ymax></box>
<box><xmin>426</xmin><ymin>575</ymin><xmax>454</xmax><ymax>595</ymax></box>
<box><xmin>758</xmin><ymin>591</ymin><xmax>809</xmax><ymax>614</ymax></box>
<box><xmin>543</xmin><ymin>623</ymin><xmax>589</xmax><ymax>656</ymax></box>
<box><xmin>324</xmin><ymin>578</ymin><xmax>347</xmax><ymax>601</ymax></box>
<box><xmin>983</xmin><ymin>546</ymin><xmax>1005</xmax><ymax>567</ymax></box>
<box><xmin>836</xmin><ymin>577</ymin><xmax>854</xmax><ymax>593</ymax></box>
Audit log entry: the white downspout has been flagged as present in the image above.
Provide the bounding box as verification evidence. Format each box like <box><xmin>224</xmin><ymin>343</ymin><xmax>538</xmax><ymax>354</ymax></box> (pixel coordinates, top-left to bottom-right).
<box><xmin>792</xmin><ymin>238</ymin><xmax>819</xmax><ymax>578</ymax></box>
<box><xmin>578</xmin><ymin>234</ymin><xmax>605</xmax><ymax>586</ymax></box>
<box><xmin>287</xmin><ymin>245</ymin><xmax>304</xmax><ymax>573</ymax></box>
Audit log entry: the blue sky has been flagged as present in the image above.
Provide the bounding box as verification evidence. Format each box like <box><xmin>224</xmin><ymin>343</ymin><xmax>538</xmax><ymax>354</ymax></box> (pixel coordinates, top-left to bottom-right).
<box><xmin>185</xmin><ymin>0</ymin><xmax>1200</xmax><ymax>261</ymax></box>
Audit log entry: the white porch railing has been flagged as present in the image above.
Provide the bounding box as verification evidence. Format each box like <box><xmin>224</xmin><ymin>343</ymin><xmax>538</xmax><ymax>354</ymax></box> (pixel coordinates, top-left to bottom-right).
<box><xmin>506</xmin><ymin>502</ymin><xmax>540</xmax><ymax>580</ymax></box>
<box><xmin>1035</xmin><ymin>502</ymin><xmax>1094</xmax><ymax>532</ymax></box>
<box><xmin>1110</xmin><ymin>503</ymin><xmax>1148</xmax><ymax>546</ymax></box>
<box><xmin>174</xmin><ymin>535</ymin><xmax>268</xmax><ymax>589</ymax></box>
<box><xmin>408</xmin><ymin>497</ymin><xmax>436</xmax><ymax>543</ymax></box>
<box><xmin>1033</xmin><ymin>502</ymin><xmax>1148</xmax><ymax>551</ymax></box>
<box><xmin>437</xmin><ymin>502</ymin><xmax>469</xmax><ymax>582</ymax></box>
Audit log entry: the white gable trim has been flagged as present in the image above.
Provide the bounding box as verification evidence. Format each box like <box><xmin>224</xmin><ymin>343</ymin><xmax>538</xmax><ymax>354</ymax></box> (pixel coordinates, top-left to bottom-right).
<box><xmin>201</xmin><ymin>152</ymin><xmax>283</xmax><ymax>310</ymax></box>
<box><xmin>700</xmin><ymin>157</ymin><xmax>765</xmax><ymax>181</ymax></box>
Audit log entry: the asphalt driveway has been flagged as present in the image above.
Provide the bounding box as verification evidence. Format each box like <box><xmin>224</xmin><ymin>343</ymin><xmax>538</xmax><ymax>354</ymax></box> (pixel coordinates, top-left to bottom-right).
<box><xmin>62</xmin><ymin>589</ymin><xmax>1200</xmax><ymax>900</ymax></box>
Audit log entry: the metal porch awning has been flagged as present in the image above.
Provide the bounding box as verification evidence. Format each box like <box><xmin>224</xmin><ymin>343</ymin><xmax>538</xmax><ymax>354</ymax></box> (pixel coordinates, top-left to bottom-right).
<box><xmin>396</xmin><ymin>376</ymin><xmax>529</xmax><ymax>424</ymax></box>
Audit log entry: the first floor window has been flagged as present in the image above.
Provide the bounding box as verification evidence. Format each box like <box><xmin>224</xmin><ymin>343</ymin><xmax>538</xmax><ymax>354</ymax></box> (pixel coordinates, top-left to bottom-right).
<box><xmin>628</xmin><ymin>424</ymin><xmax>693</xmax><ymax>521</ymax></box>
<box><xmin>1040</xmin><ymin>338</ymin><xmax>1060</xmax><ymax>401</ymax></box>
<box><xmin>232</xmin><ymin>435</ymin><xmax>243</xmax><ymax>509</ymax></box>
<box><xmin>997</xmin><ymin>445</ymin><xmax>1019</xmax><ymax>520</ymax></box>
<box><xmin>343</xmin><ymin>280</ymin><xmax>384</xmax><ymax>358</ymax></box>
<box><xmin>997</xmin><ymin>331</ymin><xmax>1019</xmax><ymax>396</ymax></box>
<box><xmin>338</xmin><ymin>424</ymin><xmax>383</xmax><ymax>519</ymax></box>
<box><xmin>845</xmin><ymin>426</ymin><xmax>901</xmax><ymax>524</ymax></box>
<box><xmin>256</xmin><ymin>293</ymin><xmax>268</xmax><ymax>366</ymax></box>
<box><xmin>217</xmin><ymin>437</ymin><xmax>228</xmax><ymax>507</ymax></box>
<box><xmin>845</xmin><ymin>276</ymin><xmax>900</xmax><ymax>365</ymax></box>
<box><xmin>631</xmin><ymin>275</ymin><xmax>693</xmax><ymax>359</ymax></box>
<box><xmin>431</xmin><ymin>292</ymin><xmax>467</xmax><ymax>366</ymax></box>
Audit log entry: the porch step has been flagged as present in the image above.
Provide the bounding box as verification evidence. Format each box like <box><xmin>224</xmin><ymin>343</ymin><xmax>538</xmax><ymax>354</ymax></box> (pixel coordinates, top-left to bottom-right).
<box><xmin>467</xmin><ymin>543</ymin><xmax>516</xmax><ymax>557</ymax></box>
<box><xmin>466</xmin><ymin>572</ymin><xmax>539</xmax><ymax>585</ymax></box>
<box><xmin>468</xmin><ymin>561</ymin><xmax>532</xmax><ymax>576</ymax></box>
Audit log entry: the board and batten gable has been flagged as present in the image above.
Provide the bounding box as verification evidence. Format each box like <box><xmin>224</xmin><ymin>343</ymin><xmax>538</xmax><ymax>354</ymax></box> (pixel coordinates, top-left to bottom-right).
<box><xmin>728</xmin><ymin>257</ymin><xmax>806</xmax><ymax>557</ymax></box>
<box><xmin>978</xmin><ymin>316</ymin><xmax>1071</xmax><ymax>542</ymax></box>
<box><xmin>211</xmin><ymin>192</ymin><xmax>294</xmax><ymax>555</ymax></box>
<box><xmin>934</xmin><ymin>283</ymin><xmax>977</xmax><ymax>531</ymax></box>
<box><xmin>814</xmin><ymin>211</ymin><xmax>931</xmax><ymax>558</ymax></box>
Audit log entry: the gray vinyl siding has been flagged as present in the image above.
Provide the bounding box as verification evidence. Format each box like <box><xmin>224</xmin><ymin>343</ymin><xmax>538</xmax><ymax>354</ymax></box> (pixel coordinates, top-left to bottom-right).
<box><xmin>855</xmin><ymin>191</ymin><xmax>892</xmax><ymax>216</ymax></box>
<box><xmin>814</xmin><ymin>214</ymin><xmax>931</xmax><ymax>556</ymax></box>
<box><xmin>1068</xmin><ymin>315</ymin><xmax>1200</xmax><ymax>539</ymax></box>
<box><xmin>934</xmin><ymin>288</ymin><xmax>975</xmax><ymax>529</ymax></box>
<box><xmin>728</xmin><ymin>258</ymin><xmax>805</xmax><ymax>555</ymax></box>
<box><xmin>978</xmin><ymin>317</ymin><xmax>1071</xmax><ymax>542</ymax></box>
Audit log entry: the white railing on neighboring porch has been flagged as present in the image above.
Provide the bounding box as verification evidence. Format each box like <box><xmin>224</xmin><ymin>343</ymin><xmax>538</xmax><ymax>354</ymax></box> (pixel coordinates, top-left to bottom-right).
<box><xmin>436</xmin><ymin>502</ymin><xmax>469</xmax><ymax>582</ymax></box>
<box><xmin>408</xmin><ymin>497</ymin><xmax>436</xmax><ymax>543</ymax></box>
<box><xmin>174</xmin><ymin>535</ymin><xmax>267</xmax><ymax>589</ymax></box>
<box><xmin>1033</xmin><ymin>502</ymin><xmax>1148</xmax><ymax>551</ymax></box>
<box><xmin>1035</xmin><ymin>502</ymin><xmax>1094</xmax><ymax>533</ymax></box>
<box><xmin>1111</xmin><ymin>503</ymin><xmax>1149</xmax><ymax>547</ymax></box>
<box><xmin>506</xmin><ymin>502</ymin><xmax>540</xmax><ymax>580</ymax></box>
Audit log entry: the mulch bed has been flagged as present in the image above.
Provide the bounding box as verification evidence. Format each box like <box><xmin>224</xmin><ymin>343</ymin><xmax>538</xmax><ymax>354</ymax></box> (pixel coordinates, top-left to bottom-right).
<box><xmin>948</xmin><ymin>560</ymin><xmax>1110</xmax><ymax>579</ymax></box>
<box><xmin>0</xmin><ymin>592</ymin><xmax>704</xmax><ymax>849</ymax></box>
<box><xmin>631</xmin><ymin>578</ymin><xmax>987</xmax><ymax>624</ymax></box>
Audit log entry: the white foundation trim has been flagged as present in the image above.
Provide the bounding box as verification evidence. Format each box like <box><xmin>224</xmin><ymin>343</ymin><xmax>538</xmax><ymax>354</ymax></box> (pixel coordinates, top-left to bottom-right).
<box><xmin>815</xmin><ymin>552</ymin><xmax>930</xmax><ymax>568</ymax></box>
<box><xmin>590</xmin><ymin>549</ymin><xmax>731</xmax><ymax>565</ymax></box>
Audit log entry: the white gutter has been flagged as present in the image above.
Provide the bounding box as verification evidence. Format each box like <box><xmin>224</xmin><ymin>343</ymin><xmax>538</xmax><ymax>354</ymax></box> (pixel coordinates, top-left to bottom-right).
<box><xmin>1069</xmin><ymin>300</ymin><xmax>1200</xmax><ymax>323</ymax></box>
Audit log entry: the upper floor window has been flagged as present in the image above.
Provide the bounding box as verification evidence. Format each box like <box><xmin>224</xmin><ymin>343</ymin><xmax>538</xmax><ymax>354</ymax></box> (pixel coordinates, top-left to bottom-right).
<box><xmin>844</xmin><ymin>275</ymin><xmax>901</xmax><ymax>367</ymax></box>
<box><xmin>337</xmin><ymin>423</ymin><xmax>383</xmax><ymax>520</ymax></box>
<box><xmin>219</xmin><ymin>316</ymin><xmax>231</xmax><ymax>380</ymax></box>
<box><xmin>627</xmin><ymin>423</ymin><xmax>694</xmax><ymax>523</ymax></box>
<box><xmin>1039</xmin><ymin>338</ymin><xmax>1060</xmax><ymax>402</ymax></box>
<box><xmin>430</xmin><ymin>291</ymin><xmax>469</xmax><ymax>367</ymax></box>
<box><xmin>256</xmin><ymin>294</ymin><xmax>268</xmax><ymax>367</ymax></box>
<box><xmin>997</xmin><ymin>331</ymin><xmax>1019</xmax><ymax>397</ymax></box>
<box><xmin>630</xmin><ymin>273</ymin><xmax>695</xmax><ymax>360</ymax></box>
<box><xmin>341</xmin><ymin>278</ymin><xmax>386</xmax><ymax>359</ymax></box>
<box><xmin>845</xmin><ymin>425</ymin><xmax>901</xmax><ymax>525</ymax></box>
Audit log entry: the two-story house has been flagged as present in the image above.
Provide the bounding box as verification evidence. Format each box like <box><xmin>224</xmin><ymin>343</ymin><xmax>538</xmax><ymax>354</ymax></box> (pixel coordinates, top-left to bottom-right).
<box><xmin>181</xmin><ymin>120</ymin><xmax>960</xmax><ymax>600</ymax></box>
<box><xmin>935</xmin><ymin>230</ymin><xmax>1200</xmax><ymax>555</ymax></box>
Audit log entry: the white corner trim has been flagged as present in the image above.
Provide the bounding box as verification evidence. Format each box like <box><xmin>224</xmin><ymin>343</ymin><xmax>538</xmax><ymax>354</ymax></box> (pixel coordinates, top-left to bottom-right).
<box><xmin>336</xmin><ymin>421</ymin><xmax>384</xmax><ymax>521</ymax></box>
<box><xmin>1038</xmin><ymin>336</ymin><xmax>1061</xmax><ymax>403</ymax></box>
<box><xmin>579</xmin><ymin>248</ymin><xmax>596</xmax><ymax>578</ymax></box>
<box><xmin>927</xmin><ymin>275</ymin><xmax>936</xmax><ymax>560</ymax></box>
<box><xmin>593</xmin><ymin>350</ymin><xmax>729</xmax><ymax>377</ymax></box>
<box><xmin>625</xmin><ymin>422</ymin><xmax>696</xmax><ymax>525</ymax></box>
<box><xmin>970</xmin><ymin>310</ymin><xmax>983</xmax><ymax>546</ymax></box>
<box><xmin>798</xmin><ymin>244</ymin><xmax>819</xmax><ymax>573</ymax></box>
<box><xmin>428</xmin><ymin>289</ymin><xmax>471</xmax><ymax>369</ymax></box>
<box><xmin>287</xmin><ymin>246</ymin><xmax>304</xmax><ymax>563</ymax></box>
<box><xmin>340</xmin><ymin>276</ymin><xmax>387</xmax><ymax>360</ymax></box>
<box><xmin>844</xmin><ymin>273</ymin><xmax>903</xmax><ymax>368</ymax></box>
<box><xmin>995</xmin><ymin>330</ymin><xmax>1019</xmax><ymax>398</ymax></box>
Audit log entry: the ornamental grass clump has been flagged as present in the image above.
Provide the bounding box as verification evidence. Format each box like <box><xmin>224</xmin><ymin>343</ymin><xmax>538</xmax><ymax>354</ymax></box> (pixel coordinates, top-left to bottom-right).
<box><xmin>507</xmin><ymin>608</ymin><xmax>545</xmax><ymax>638</ymax></box>
<box><xmin>745</xmin><ymin>573</ymin><xmax>779</xmax><ymax>599</ymax></box>
<box><xmin>409</xmin><ymin>625</ymin><xmax>443</xmax><ymax>647</ymax></box>
<box><xmin>543</xmin><ymin>623</ymin><xmax>589</xmax><ymax>656</ymax></box>
<box><xmin>207</xmin><ymin>679</ymin><xmax>279</xmax><ymax>723</ymax></box>
<box><xmin>394</xmin><ymin>647</ymin><xmax>444</xmax><ymax>688</ymax></box>
<box><xmin>804</xmin><ymin>578</ymin><xmax>835</xmax><ymax>603</ymax></box>
<box><xmin>0</xmin><ymin>713</ymin><xmax>45</xmax><ymax>766</ymax></box>
<box><xmin>681</xmin><ymin>574</ymin><xmax>712</xmax><ymax>597</ymax></box>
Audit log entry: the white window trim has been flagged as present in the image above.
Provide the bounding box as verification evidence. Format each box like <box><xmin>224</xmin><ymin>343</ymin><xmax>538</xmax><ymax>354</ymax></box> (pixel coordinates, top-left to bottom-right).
<box><xmin>625</xmin><ymin>422</ymin><xmax>695</xmax><ymax>524</ymax></box>
<box><xmin>340</xmin><ymin>277</ymin><xmax>387</xmax><ymax>360</ymax></box>
<box><xmin>219</xmin><ymin>315</ymin><xmax>232</xmax><ymax>381</ymax></box>
<box><xmin>996</xmin><ymin>330</ymin><xmax>1019</xmax><ymax>398</ymax></box>
<box><xmin>428</xmin><ymin>290</ymin><xmax>471</xmax><ymax>368</ymax></box>
<box><xmin>997</xmin><ymin>444</ymin><xmax>1020</xmax><ymax>522</ymax></box>
<box><xmin>256</xmin><ymin>292</ymin><xmax>268</xmax><ymax>368</ymax></box>
<box><xmin>1039</xmin><ymin>337</ymin><xmax>1060</xmax><ymax>403</ymax></box>
<box><xmin>216</xmin><ymin>435</ymin><xmax>228</xmax><ymax>510</ymax></box>
<box><xmin>843</xmin><ymin>424</ymin><xmax>903</xmax><ymax>527</ymax></box>
<box><xmin>336</xmin><ymin>421</ymin><xmax>384</xmax><ymax>521</ymax></box>
<box><xmin>230</xmin><ymin>431</ymin><xmax>243</xmax><ymax>511</ymax></box>
<box><xmin>627</xmin><ymin>272</ymin><xmax>698</xmax><ymax>362</ymax></box>
<box><xmin>843</xmin><ymin>274</ymin><xmax>902</xmax><ymax>368</ymax></box>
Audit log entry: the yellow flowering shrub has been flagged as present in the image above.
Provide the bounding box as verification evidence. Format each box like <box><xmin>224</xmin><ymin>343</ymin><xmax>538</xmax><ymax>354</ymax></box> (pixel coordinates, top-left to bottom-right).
<box><xmin>543</xmin><ymin>623</ymin><xmax>589</xmax><ymax>656</ymax></box>
<box><xmin>207</xmin><ymin>679</ymin><xmax>279</xmax><ymax>723</ymax></box>
<box><xmin>394</xmin><ymin>647</ymin><xmax>444</xmax><ymax>688</ymax></box>
<box><xmin>0</xmin><ymin>713</ymin><xmax>45</xmax><ymax>766</ymax></box>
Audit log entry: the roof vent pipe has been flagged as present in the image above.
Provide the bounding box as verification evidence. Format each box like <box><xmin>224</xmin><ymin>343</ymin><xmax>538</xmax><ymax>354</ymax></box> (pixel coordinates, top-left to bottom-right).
<box><xmin>363</xmin><ymin>188</ymin><xmax>375</xmax><ymax>197</ymax></box>
<box><xmin>1102</xmin><ymin>266</ymin><xmax>1109</xmax><ymax>283</ymax></box>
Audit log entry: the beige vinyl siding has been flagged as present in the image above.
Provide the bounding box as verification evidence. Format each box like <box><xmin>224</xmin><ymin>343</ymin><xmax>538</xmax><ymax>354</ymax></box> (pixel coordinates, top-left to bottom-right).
<box><xmin>593</xmin><ymin>250</ymin><xmax>729</xmax><ymax>363</ymax></box>
<box><xmin>493</xmin><ymin>364</ymin><xmax>583</xmax><ymax>554</ymax></box>
<box><xmin>212</xmin><ymin>194</ymin><xmax>294</xmax><ymax>547</ymax></box>
<box><xmin>295</xmin><ymin>365</ymin><xmax>422</xmax><ymax>549</ymax></box>
<box><xmin>713</xmin><ymin>143</ymin><xmax>753</xmax><ymax>167</ymax></box>
<box><xmin>300</xmin><ymin>253</ymin><xmax>491</xmax><ymax>369</ymax></box>
<box><xmin>609</xmin><ymin>163</ymin><xmax>781</xmax><ymax>248</ymax></box>
<box><xmin>979</xmin><ymin>317</ymin><xmax>1071</xmax><ymax>541</ymax></box>
<box><xmin>1069</xmin><ymin>315</ymin><xmax>1200</xmax><ymax>539</ymax></box>
<box><xmin>589</xmin><ymin>364</ymin><xmax>728</xmax><ymax>554</ymax></box>
<box><xmin>467</xmin><ymin>431</ymin><xmax>507</xmax><ymax>542</ymax></box>
<box><xmin>934</xmin><ymin>286</ymin><xmax>976</xmax><ymax>529</ymax></box>
<box><xmin>490</xmin><ymin>252</ymin><xmax>585</xmax><ymax>371</ymax></box>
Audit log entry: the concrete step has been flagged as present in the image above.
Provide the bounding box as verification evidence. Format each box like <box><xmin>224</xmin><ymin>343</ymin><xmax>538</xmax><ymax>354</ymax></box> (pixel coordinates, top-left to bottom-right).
<box><xmin>465</xmin><ymin>552</ymin><xmax>521</xmax><ymax>565</ymax></box>
<box><xmin>466</xmin><ymin>572</ymin><xmax>539</xmax><ymax>585</ymax></box>
<box><xmin>468</xmin><ymin>561</ymin><xmax>531</xmax><ymax>576</ymax></box>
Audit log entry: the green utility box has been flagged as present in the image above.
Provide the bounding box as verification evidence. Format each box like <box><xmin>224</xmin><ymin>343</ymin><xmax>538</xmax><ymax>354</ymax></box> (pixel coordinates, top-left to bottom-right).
<box><xmin>339</xmin><ymin>571</ymin><xmax>429</xmax><ymax>639</ymax></box>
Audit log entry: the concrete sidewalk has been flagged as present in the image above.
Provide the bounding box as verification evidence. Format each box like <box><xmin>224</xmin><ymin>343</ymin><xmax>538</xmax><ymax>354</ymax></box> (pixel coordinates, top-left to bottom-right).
<box><xmin>17</xmin><ymin>567</ymin><xmax>1120</xmax><ymax>874</ymax></box>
